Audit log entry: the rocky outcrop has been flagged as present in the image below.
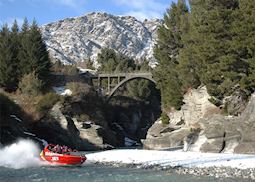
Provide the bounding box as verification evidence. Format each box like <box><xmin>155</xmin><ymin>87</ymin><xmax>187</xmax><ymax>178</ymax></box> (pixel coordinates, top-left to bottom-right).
<box><xmin>168</xmin><ymin>86</ymin><xmax>220</xmax><ymax>127</ymax></box>
<box><xmin>224</xmin><ymin>88</ymin><xmax>249</xmax><ymax>116</ymax></box>
<box><xmin>143</xmin><ymin>86</ymin><xmax>255</xmax><ymax>154</ymax></box>
<box><xmin>142</xmin><ymin>120</ymin><xmax>191</xmax><ymax>150</ymax></box>
<box><xmin>190</xmin><ymin>94</ymin><xmax>255</xmax><ymax>153</ymax></box>
<box><xmin>51</xmin><ymin>103</ymin><xmax>117</xmax><ymax>150</ymax></box>
<box><xmin>143</xmin><ymin>86</ymin><xmax>219</xmax><ymax>150</ymax></box>
<box><xmin>41</xmin><ymin>12</ymin><xmax>161</xmax><ymax>66</ymax></box>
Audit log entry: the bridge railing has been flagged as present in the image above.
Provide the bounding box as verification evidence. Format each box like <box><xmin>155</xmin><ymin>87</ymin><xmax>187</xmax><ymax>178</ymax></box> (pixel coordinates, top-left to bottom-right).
<box><xmin>89</xmin><ymin>72</ymin><xmax>153</xmax><ymax>78</ymax></box>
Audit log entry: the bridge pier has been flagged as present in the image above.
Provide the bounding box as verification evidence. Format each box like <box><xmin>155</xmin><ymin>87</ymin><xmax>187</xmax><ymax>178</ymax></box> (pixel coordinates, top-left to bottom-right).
<box><xmin>108</xmin><ymin>76</ymin><xmax>110</xmax><ymax>94</ymax></box>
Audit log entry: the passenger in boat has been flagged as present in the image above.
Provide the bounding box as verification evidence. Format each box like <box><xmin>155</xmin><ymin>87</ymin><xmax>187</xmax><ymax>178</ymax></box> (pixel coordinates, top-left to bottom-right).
<box><xmin>57</xmin><ymin>145</ymin><xmax>62</xmax><ymax>153</ymax></box>
<box><xmin>52</xmin><ymin>145</ymin><xmax>61</xmax><ymax>153</ymax></box>
<box><xmin>52</xmin><ymin>145</ymin><xmax>57</xmax><ymax>153</ymax></box>
<box><xmin>67</xmin><ymin>148</ymin><xmax>72</xmax><ymax>153</ymax></box>
<box><xmin>48</xmin><ymin>145</ymin><xmax>53</xmax><ymax>151</ymax></box>
<box><xmin>62</xmin><ymin>146</ymin><xmax>68</xmax><ymax>153</ymax></box>
<box><xmin>49</xmin><ymin>144</ymin><xmax>77</xmax><ymax>154</ymax></box>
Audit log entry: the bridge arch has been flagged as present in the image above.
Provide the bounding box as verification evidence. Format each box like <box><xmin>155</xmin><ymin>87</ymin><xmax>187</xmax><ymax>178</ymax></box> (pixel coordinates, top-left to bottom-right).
<box><xmin>107</xmin><ymin>75</ymin><xmax>156</xmax><ymax>101</ymax></box>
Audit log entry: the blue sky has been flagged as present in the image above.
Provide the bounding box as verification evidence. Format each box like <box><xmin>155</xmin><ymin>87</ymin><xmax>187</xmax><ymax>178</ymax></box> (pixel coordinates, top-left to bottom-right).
<box><xmin>0</xmin><ymin>0</ymin><xmax>178</xmax><ymax>26</ymax></box>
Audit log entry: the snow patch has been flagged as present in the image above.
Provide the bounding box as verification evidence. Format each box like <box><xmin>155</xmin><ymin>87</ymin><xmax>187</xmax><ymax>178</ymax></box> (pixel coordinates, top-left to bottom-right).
<box><xmin>10</xmin><ymin>115</ymin><xmax>22</xmax><ymax>123</ymax></box>
<box><xmin>53</xmin><ymin>86</ymin><xmax>72</xmax><ymax>96</ymax></box>
<box><xmin>77</xmin><ymin>67</ymin><xmax>97</xmax><ymax>74</ymax></box>
<box><xmin>23</xmin><ymin>132</ymin><xmax>36</xmax><ymax>137</ymax></box>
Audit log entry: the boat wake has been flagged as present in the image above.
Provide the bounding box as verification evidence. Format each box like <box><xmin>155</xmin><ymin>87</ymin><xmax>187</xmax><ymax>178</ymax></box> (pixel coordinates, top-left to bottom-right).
<box><xmin>0</xmin><ymin>139</ymin><xmax>43</xmax><ymax>169</ymax></box>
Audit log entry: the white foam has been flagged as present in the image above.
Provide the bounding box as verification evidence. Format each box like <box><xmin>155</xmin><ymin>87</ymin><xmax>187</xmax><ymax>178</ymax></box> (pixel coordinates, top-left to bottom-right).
<box><xmin>0</xmin><ymin>139</ymin><xmax>43</xmax><ymax>169</ymax></box>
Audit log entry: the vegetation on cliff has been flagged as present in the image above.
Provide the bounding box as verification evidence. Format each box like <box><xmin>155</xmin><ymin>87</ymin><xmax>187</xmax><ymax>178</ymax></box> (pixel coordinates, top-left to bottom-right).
<box><xmin>0</xmin><ymin>19</ymin><xmax>51</xmax><ymax>92</ymax></box>
<box><xmin>154</xmin><ymin>0</ymin><xmax>255</xmax><ymax>113</ymax></box>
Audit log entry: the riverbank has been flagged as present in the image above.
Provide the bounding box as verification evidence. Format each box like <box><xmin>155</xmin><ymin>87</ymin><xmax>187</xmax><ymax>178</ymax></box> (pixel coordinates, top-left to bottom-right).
<box><xmin>86</xmin><ymin>149</ymin><xmax>255</xmax><ymax>180</ymax></box>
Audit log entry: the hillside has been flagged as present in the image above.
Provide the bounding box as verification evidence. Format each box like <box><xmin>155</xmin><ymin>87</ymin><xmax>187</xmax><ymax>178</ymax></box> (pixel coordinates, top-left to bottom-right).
<box><xmin>41</xmin><ymin>12</ymin><xmax>161</xmax><ymax>66</ymax></box>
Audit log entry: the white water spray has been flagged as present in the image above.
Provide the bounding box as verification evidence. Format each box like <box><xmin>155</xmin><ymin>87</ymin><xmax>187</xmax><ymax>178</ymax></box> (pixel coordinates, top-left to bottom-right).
<box><xmin>0</xmin><ymin>139</ymin><xmax>43</xmax><ymax>169</ymax></box>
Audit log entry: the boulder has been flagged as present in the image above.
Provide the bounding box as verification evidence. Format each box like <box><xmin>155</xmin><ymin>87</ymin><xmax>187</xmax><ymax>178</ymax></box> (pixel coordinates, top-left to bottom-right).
<box><xmin>203</xmin><ymin>123</ymin><xmax>225</xmax><ymax>139</ymax></box>
<box><xmin>224</xmin><ymin>88</ymin><xmax>248</xmax><ymax>116</ymax></box>
<box><xmin>142</xmin><ymin>128</ymin><xmax>190</xmax><ymax>150</ymax></box>
<box><xmin>234</xmin><ymin>142</ymin><xmax>255</xmax><ymax>154</ymax></box>
<box><xmin>145</xmin><ymin>121</ymin><xmax>166</xmax><ymax>138</ymax></box>
<box><xmin>74</xmin><ymin>119</ymin><xmax>117</xmax><ymax>148</ymax></box>
<box><xmin>223</xmin><ymin>138</ymin><xmax>240</xmax><ymax>153</ymax></box>
<box><xmin>240</xmin><ymin>129</ymin><xmax>255</xmax><ymax>142</ymax></box>
<box><xmin>78</xmin><ymin>124</ymin><xmax>103</xmax><ymax>146</ymax></box>
<box><xmin>193</xmin><ymin>94</ymin><xmax>255</xmax><ymax>153</ymax></box>
<box><xmin>200</xmin><ymin>138</ymin><xmax>224</xmax><ymax>153</ymax></box>
<box><xmin>239</xmin><ymin>94</ymin><xmax>255</xmax><ymax>122</ymax></box>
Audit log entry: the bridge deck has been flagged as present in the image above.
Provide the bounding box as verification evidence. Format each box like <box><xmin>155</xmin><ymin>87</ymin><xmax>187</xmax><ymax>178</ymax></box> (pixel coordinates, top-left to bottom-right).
<box><xmin>89</xmin><ymin>72</ymin><xmax>153</xmax><ymax>78</ymax></box>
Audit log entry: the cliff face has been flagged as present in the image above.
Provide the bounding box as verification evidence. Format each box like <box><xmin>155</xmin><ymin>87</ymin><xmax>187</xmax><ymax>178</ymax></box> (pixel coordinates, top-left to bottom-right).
<box><xmin>41</xmin><ymin>12</ymin><xmax>161</xmax><ymax>66</ymax></box>
<box><xmin>143</xmin><ymin>87</ymin><xmax>255</xmax><ymax>154</ymax></box>
<box><xmin>167</xmin><ymin>86</ymin><xmax>221</xmax><ymax>127</ymax></box>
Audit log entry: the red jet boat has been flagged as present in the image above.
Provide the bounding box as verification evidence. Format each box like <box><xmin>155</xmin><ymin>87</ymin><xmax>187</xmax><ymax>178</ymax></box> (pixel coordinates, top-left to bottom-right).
<box><xmin>40</xmin><ymin>144</ymin><xmax>86</xmax><ymax>165</ymax></box>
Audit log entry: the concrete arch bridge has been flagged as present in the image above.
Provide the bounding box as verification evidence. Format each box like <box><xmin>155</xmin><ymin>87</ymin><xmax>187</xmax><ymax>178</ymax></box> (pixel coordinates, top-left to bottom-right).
<box><xmin>89</xmin><ymin>72</ymin><xmax>155</xmax><ymax>101</ymax></box>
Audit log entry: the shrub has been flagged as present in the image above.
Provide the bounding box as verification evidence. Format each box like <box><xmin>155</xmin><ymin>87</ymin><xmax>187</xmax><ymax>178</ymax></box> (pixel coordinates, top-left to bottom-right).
<box><xmin>161</xmin><ymin>112</ymin><xmax>169</xmax><ymax>125</ymax></box>
<box><xmin>50</xmin><ymin>60</ymin><xmax>63</xmax><ymax>73</ymax></box>
<box><xmin>63</xmin><ymin>65</ymin><xmax>79</xmax><ymax>75</ymax></box>
<box><xmin>76</xmin><ymin>59</ymin><xmax>94</xmax><ymax>69</ymax></box>
<box><xmin>51</xmin><ymin>61</ymin><xmax>79</xmax><ymax>75</ymax></box>
<box><xmin>36</xmin><ymin>93</ymin><xmax>60</xmax><ymax>115</ymax></box>
<box><xmin>18</xmin><ymin>72</ymin><xmax>43</xmax><ymax>96</ymax></box>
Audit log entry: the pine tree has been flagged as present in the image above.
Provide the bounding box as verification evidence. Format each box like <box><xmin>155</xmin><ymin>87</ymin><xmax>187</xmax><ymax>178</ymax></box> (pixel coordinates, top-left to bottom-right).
<box><xmin>97</xmin><ymin>48</ymin><xmax>118</xmax><ymax>73</ymax></box>
<box><xmin>0</xmin><ymin>24</ymin><xmax>18</xmax><ymax>91</ymax></box>
<box><xmin>231</xmin><ymin>0</ymin><xmax>255</xmax><ymax>91</ymax></box>
<box><xmin>19</xmin><ymin>19</ymin><xmax>51</xmax><ymax>81</ymax></box>
<box><xmin>153</xmin><ymin>0</ymin><xmax>254</xmax><ymax>110</ymax></box>
<box><xmin>153</xmin><ymin>0</ymin><xmax>189</xmax><ymax>109</ymax></box>
<box><xmin>186</xmin><ymin>0</ymin><xmax>242</xmax><ymax>99</ymax></box>
<box><xmin>10</xmin><ymin>20</ymin><xmax>21</xmax><ymax>84</ymax></box>
<box><xmin>21</xmin><ymin>17</ymin><xmax>29</xmax><ymax>33</ymax></box>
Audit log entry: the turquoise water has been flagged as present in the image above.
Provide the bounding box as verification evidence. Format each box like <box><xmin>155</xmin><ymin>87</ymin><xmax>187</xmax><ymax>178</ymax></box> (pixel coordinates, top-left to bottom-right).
<box><xmin>0</xmin><ymin>164</ymin><xmax>248</xmax><ymax>182</ymax></box>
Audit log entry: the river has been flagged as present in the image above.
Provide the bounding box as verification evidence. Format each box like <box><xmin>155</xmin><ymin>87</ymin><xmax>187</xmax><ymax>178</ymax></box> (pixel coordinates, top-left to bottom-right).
<box><xmin>0</xmin><ymin>140</ymin><xmax>252</xmax><ymax>182</ymax></box>
<box><xmin>0</xmin><ymin>164</ymin><xmax>249</xmax><ymax>182</ymax></box>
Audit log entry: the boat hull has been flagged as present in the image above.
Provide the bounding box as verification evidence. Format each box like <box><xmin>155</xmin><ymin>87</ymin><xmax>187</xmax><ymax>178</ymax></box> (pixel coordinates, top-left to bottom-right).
<box><xmin>40</xmin><ymin>145</ymin><xmax>86</xmax><ymax>165</ymax></box>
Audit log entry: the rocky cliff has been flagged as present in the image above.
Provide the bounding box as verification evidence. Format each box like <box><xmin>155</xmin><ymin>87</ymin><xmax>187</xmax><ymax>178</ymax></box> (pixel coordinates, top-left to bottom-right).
<box><xmin>41</xmin><ymin>12</ymin><xmax>161</xmax><ymax>66</ymax></box>
<box><xmin>143</xmin><ymin>87</ymin><xmax>255</xmax><ymax>154</ymax></box>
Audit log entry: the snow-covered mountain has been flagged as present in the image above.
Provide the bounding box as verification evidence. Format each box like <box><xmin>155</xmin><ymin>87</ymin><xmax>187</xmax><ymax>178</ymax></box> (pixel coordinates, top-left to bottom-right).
<box><xmin>41</xmin><ymin>12</ymin><xmax>161</xmax><ymax>67</ymax></box>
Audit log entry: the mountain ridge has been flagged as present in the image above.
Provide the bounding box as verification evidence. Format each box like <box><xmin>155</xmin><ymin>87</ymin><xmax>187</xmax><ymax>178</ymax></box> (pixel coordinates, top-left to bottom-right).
<box><xmin>41</xmin><ymin>12</ymin><xmax>161</xmax><ymax>67</ymax></box>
